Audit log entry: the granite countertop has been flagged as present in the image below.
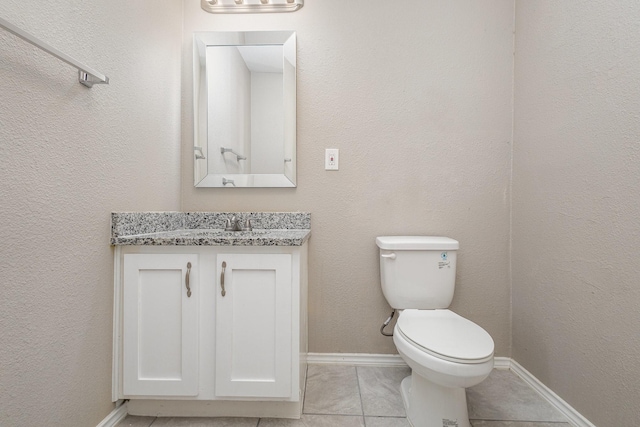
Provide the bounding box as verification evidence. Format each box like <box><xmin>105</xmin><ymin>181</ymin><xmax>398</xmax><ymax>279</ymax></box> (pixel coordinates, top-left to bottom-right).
<box><xmin>111</xmin><ymin>212</ymin><xmax>311</xmax><ymax>247</ymax></box>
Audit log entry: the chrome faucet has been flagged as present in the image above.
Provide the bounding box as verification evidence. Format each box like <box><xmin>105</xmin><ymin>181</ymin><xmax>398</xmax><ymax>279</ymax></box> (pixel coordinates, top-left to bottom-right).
<box><xmin>224</xmin><ymin>216</ymin><xmax>252</xmax><ymax>232</ymax></box>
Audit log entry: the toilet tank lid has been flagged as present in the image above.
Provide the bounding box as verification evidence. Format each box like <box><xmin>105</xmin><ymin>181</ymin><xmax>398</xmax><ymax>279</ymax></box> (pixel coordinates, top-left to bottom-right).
<box><xmin>376</xmin><ymin>236</ymin><xmax>459</xmax><ymax>250</ymax></box>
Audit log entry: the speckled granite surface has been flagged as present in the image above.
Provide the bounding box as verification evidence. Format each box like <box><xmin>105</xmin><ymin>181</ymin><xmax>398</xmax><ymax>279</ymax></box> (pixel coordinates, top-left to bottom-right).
<box><xmin>111</xmin><ymin>212</ymin><xmax>310</xmax><ymax>246</ymax></box>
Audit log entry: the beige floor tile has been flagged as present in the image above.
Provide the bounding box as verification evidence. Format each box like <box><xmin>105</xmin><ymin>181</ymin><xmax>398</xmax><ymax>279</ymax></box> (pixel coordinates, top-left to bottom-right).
<box><xmin>303</xmin><ymin>365</ymin><xmax>363</xmax><ymax>415</ymax></box>
<box><xmin>467</xmin><ymin>370</ymin><xmax>569</xmax><ymax>423</ymax></box>
<box><xmin>118</xmin><ymin>416</ymin><xmax>155</xmax><ymax>427</ymax></box>
<box><xmin>364</xmin><ymin>416</ymin><xmax>411</xmax><ymax>427</ymax></box>
<box><xmin>259</xmin><ymin>414</ymin><xmax>364</xmax><ymax>426</ymax></box>
<box><xmin>151</xmin><ymin>417</ymin><xmax>259</xmax><ymax>426</ymax></box>
<box><xmin>357</xmin><ymin>366</ymin><xmax>410</xmax><ymax>417</ymax></box>
<box><xmin>471</xmin><ymin>421</ymin><xmax>570</xmax><ymax>427</ymax></box>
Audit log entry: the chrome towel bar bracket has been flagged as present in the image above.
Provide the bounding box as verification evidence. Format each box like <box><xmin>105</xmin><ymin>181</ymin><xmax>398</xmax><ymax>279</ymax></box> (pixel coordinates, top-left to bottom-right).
<box><xmin>0</xmin><ymin>16</ymin><xmax>109</xmax><ymax>88</ymax></box>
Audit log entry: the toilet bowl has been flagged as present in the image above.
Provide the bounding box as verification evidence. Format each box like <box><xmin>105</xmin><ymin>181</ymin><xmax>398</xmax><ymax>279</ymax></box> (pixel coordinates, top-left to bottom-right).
<box><xmin>376</xmin><ymin>236</ymin><xmax>495</xmax><ymax>427</ymax></box>
<box><xmin>395</xmin><ymin>309</ymin><xmax>494</xmax><ymax>387</ymax></box>
<box><xmin>393</xmin><ymin>310</ymin><xmax>494</xmax><ymax>427</ymax></box>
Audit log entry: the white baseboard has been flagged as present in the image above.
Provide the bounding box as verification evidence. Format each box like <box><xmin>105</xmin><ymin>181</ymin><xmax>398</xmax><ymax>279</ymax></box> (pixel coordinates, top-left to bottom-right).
<box><xmin>307</xmin><ymin>353</ymin><xmax>513</xmax><ymax>370</ymax></box>
<box><xmin>510</xmin><ymin>359</ymin><xmax>595</xmax><ymax>427</ymax></box>
<box><xmin>96</xmin><ymin>401</ymin><xmax>128</xmax><ymax>427</ymax></box>
<box><xmin>306</xmin><ymin>352</ymin><xmax>407</xmax><ymax>367</ymax></box>
<box><xmin>493</xmin><ymin>356</ymin><xmax>512</xmax><ymax>370</ymax></box>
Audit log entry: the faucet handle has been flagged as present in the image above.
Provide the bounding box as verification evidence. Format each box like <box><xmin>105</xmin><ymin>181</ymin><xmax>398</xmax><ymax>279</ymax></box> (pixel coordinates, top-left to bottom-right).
<box><xmin>240</xmin><ymin>219</ymin><xmax>252</xmax><ymax>232</ymax></box>
<box><xmin>224</xmin><ymin>216</ymin><xmax>237</xmax><ymax>231</ymax></box>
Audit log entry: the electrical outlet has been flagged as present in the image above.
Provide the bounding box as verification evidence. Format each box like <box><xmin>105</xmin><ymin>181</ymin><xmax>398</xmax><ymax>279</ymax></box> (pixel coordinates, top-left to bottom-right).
<box><xmin>325</xmin><ymin>149</ymin><xmax>339</xmax><ymax>170</ymax></box>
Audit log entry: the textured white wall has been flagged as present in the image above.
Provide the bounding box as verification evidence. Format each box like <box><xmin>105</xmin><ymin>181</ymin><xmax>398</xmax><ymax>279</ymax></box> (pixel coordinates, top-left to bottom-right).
<box><xmin>182</xmin><ymin>0</ymin><xmax>515</xmax><ymax>355</ymax></box>
<box><xmin>513</xmin><ymin>1</ymin><xmax>640</xmax><ymax>425</ymax></box>
<box><xmin>0</xmin><ymin>1</ymin><xmax>182</xmax><ymax>426</ymax></box>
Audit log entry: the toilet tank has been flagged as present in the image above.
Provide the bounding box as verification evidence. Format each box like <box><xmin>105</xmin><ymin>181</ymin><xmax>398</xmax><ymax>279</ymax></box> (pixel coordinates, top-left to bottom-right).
<box><xmin>376</xmin><ymin>236</ymin><xmax>459</xmax><ymax>309</ymax></box>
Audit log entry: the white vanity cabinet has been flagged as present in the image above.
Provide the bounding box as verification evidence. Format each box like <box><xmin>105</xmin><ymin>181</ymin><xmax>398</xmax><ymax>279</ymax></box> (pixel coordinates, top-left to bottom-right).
<box><xmin>122</xmin><ymin>253</ymin><xmax>199</xmax><ymax>397</ymax></box>
<box><xmin>113</xmin><ymin>243</ymin><xmax>308</xmax><ymax>418</ymax></box>
<box><xmin>214</xmin><ymin>253</ymin><xmax>293</xmax><ymax>398</ymax></box>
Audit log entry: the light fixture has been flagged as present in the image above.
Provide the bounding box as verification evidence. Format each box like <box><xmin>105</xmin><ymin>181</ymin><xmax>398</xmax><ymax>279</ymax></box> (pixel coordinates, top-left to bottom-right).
<box><xmin>201</xmin><ymin>0</ymin><xmax>303</xmax><ymax>13</ymax></box>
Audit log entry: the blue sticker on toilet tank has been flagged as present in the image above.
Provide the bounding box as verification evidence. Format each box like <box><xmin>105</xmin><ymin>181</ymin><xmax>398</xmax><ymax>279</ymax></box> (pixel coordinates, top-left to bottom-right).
<box><xmin>439</xmin><ymin>252</ymin><xmax>451</xmax><ymax>269</ymax></box>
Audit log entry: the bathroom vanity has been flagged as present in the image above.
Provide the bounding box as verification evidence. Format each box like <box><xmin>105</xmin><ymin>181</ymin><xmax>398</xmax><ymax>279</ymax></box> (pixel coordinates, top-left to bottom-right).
<box><xmin>111</xmin><ymin>212</ymin><xmax>310</xmax><ymax>418</ymax></box>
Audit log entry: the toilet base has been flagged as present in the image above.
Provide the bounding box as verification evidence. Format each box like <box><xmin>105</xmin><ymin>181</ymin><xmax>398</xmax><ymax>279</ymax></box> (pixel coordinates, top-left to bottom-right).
<box><xmin>401</xmin><ymin>373</ymin><xmax>471</xmax><ymax>427</ymax></box>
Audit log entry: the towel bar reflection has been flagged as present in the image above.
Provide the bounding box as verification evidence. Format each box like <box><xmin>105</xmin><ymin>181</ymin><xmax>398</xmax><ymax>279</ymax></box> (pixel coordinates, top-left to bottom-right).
<box><xmin>0</xmin><ymin>16</ymin><xmax>109</xmax><ymax>88</ymax></box>
<box><xmin>194</xmin><ymin>146</ymin><xmax>206</xmax><ymax>160</ymax></box>
<box><xmin>221</xmin><ymin>147</ymin><xmax>247</xmax><ymax>162</ymax></box>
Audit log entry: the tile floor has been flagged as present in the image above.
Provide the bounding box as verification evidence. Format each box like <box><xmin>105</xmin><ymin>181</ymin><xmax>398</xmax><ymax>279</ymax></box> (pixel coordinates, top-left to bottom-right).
<box><xmin>119</xmin><ymin>365</ymin><xmax>571</xmax><ymax>427</ymax></box>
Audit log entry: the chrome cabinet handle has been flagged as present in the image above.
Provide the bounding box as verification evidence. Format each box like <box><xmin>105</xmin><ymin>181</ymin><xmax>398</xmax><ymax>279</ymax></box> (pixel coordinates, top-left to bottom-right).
<box><xmin>185</xmin><ymin>262</ymin><xmax>192</xmax><ymax>297</ymax></box>
<box><xmin>381</xmin><ymin>253</ymin><xmax>396</xmax><ymax>260</ymax></box>
<box><xmin>220</xmin><ymin>261</ymin><xmax>227</xmax><ymax>297</ymax></box>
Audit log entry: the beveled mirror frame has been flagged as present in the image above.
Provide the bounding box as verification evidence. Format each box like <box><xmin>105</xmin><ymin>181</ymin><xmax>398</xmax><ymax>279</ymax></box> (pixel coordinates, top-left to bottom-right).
<box><xmin>193</xmin><ymin>31</ymin><xmax>296</xmax><ymax>188</ymax></box>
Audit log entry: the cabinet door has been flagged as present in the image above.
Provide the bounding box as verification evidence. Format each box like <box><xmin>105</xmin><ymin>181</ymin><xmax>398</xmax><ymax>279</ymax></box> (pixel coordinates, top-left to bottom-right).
<box><xmin>215</xmin><ymin>253</ymin><xmax>292</xmax><ymax>398</ymax></box>
<box><xmin>123</xmin><ymin>253</ymin><xmax>199</xmax><ymax>396</ymax></box>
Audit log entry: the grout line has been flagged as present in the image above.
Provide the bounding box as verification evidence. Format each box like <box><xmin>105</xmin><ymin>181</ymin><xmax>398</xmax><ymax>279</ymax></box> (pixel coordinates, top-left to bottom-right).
<box><xmin>301</xmin><ymin>363</ymin><xmax>309</xmax><ymax>415</ymax></box>
<box><xmin>301</xmin><ymin>412</ymin><xmax>365</xmax><ymax>417</ymax></box>
<box><xmin>364</xmin><ymin>416</ymin><xmax>410</xmax><ymax>419</ymax></box>
<box><xmin>354</xmin><ymin>366</ymin><xmax>366</xmax><ymax>423</ymax></box>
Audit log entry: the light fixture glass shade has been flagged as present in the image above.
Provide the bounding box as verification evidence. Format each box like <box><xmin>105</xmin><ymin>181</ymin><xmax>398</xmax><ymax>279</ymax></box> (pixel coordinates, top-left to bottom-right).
<box><xmin>201</xmin><ymin>0</ymin><xmax>303</xmax><ymax>13</ymax></box>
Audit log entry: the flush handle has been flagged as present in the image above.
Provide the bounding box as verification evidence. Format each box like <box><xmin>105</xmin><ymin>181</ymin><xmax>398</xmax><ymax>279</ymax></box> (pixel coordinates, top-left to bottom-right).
<box><xmin>185</xmin><ymin>262</ymin><xmax>192</xmax><ymax>297</ymax></box>
<box><xmin>381</xmin><ymin>253</ymin><xmax>396</xmax><ymax>260</ymax></box>
<box><xmin>220</xmin><ymin>261</ymin><xmax>227</xmax><ymax>297</ymax></box>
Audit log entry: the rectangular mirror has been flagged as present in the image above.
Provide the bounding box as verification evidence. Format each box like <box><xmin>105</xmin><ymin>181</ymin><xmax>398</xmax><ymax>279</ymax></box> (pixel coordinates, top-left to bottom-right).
<box><xmin>193</xmin><ymin>31</ymin><xmax>296</xmax><ymax>187</ymax></box>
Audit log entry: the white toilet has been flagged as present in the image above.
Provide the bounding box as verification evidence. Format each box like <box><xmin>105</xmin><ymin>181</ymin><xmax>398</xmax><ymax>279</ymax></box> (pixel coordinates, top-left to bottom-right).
<box><xmin>377</xmin><ymin>236</ymin><xmax>495</xmax><ymax>427</ymax></box>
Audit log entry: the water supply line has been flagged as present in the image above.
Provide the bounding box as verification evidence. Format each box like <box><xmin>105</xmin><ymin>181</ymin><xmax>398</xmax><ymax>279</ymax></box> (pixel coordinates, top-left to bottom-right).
<box><xmin>380</xmin><ymin>309</ymin><xmax>396</xmax><ymax>337</ymax></box>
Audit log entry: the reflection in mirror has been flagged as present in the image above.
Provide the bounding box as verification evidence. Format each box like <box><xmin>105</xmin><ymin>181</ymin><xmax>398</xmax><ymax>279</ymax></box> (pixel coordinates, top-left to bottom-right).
<box><xmin>193</xmin><ymin>31</ymin><xmax>296</xmax><ymax>187</ymax></box>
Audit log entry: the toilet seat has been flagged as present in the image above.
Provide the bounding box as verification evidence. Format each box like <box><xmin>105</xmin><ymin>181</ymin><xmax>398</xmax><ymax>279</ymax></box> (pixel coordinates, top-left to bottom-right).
<box><xmin>397</xmin><ymin>309</ymin><xmax>494</xmax><ymax>364</ymax></box>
